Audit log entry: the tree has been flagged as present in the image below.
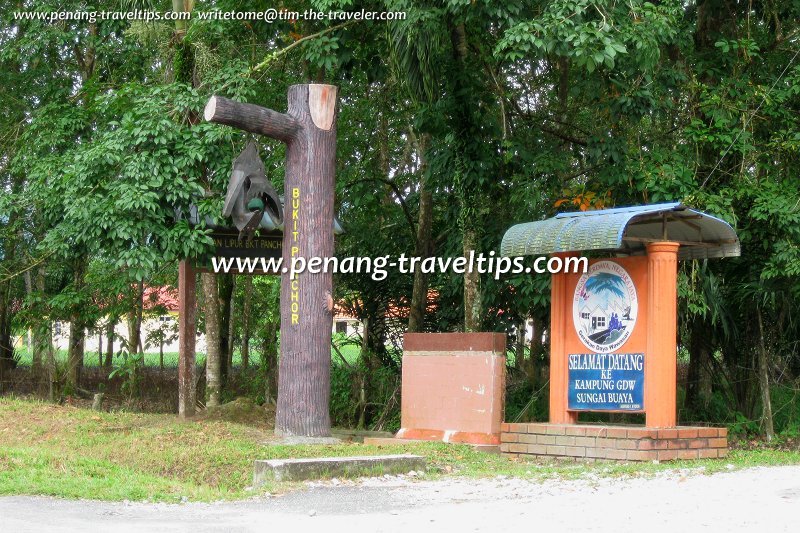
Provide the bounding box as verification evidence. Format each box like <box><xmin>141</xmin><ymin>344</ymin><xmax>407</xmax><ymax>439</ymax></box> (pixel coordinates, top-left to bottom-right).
<box><xmin>202</xmin><ymin>272</ymin><xmax>222</xmax><ymax>408</ymax></box>
<box><xmin>0</xmin><ymin>0</ymin><xmax>798</xmax><ymax>440</ymax></box>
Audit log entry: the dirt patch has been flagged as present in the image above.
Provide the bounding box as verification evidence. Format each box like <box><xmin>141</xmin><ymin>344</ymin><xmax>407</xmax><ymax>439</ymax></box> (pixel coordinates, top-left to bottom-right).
<box><xmin>198</xmin><ymin>397</ymin><xmax>276</xmax><ymax>427</ymax></box>
<box><xmin>2</xmin><ymin>366</ymin><xmax>264</xmax><ymax>414</ymax></box>
<box><xmin>732</xmin><ymin>435</ymin><xmax>800</xmax><ymax>452</ymax></box>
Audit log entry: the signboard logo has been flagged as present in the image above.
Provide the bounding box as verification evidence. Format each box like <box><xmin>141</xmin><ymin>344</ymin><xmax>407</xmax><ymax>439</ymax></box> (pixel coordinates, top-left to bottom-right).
<box><xmin>573</xmin><ymin>261</ymin><xmax>638</xmax><ymax>353</ymax></box>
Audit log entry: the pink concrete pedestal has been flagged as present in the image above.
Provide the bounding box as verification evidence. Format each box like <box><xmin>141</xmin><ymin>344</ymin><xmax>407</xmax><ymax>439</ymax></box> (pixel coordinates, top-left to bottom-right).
<box><xmin>396</xmin><ymin>333</ymin><xmax>506</xmax><ymax>445</ymax></box>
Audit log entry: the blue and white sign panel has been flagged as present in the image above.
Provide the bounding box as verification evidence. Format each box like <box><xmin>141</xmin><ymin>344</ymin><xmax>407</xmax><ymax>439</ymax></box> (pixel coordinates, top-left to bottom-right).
<box><xmin>573</xmin><ymin>260</ymin><xmax>638</xmax><ymax>354</ymax></box>
<box><xmin>568</xmin><ymin>353</ymin><xmax>644</xmax><ymax>411</ymax></box>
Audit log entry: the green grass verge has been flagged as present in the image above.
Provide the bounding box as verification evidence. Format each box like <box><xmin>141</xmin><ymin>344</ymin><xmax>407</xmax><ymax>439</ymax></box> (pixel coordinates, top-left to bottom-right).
<box><xmin>0</xmin><ymin>397</ymin><xmax>798</xmax><ymax>503</ymax></box>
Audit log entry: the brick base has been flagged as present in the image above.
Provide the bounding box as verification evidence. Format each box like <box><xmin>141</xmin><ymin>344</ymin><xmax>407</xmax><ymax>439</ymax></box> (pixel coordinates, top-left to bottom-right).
<box><xmin>500</xmin><ymin>423</ymin><xmax>728</xmax><ymax>461</ymax></box>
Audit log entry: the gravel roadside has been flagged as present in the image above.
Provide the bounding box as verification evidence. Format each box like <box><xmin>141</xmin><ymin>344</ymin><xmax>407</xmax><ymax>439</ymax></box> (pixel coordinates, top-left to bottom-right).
<box><xmin>2</xmin><ymin>465</ymin><xmax>799</xmax><ymax>532</ymax></box>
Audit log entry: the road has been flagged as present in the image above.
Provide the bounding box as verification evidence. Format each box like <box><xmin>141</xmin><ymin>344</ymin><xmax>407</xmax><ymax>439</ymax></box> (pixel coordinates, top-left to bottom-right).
<box><xmin>2</xmin><ymin>466</ymin><xmax>799</xmax><ymax>532</ymax></box>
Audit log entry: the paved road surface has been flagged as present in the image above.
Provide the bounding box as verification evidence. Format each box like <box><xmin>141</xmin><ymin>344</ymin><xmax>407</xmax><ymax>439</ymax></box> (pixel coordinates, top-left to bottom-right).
<box><xmin>2</xmin><ymin>466</ymin><xmax>799</xmax><ymax>532</ymax></box>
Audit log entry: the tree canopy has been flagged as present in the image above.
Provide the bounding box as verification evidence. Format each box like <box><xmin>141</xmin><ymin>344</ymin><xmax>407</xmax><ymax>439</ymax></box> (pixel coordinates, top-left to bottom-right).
<box><xmin>1</xmin><ymin>0</ymin><xmax>798</xmax><ymax>435</ymax></box>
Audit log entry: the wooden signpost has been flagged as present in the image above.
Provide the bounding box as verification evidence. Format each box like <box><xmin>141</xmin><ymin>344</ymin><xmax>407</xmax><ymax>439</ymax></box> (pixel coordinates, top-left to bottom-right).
<box><xmin>203</xmin><ymin>230</ymin><xmax>283</xmax><ymax>275</ymax></box>
<box><xmin>197</xmin><ymin>84</ymin><xmax>338</xmax><ymax>437</ymax></box>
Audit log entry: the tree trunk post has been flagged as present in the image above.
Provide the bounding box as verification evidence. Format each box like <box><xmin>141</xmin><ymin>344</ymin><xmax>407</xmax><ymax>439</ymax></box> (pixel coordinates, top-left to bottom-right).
<box><xmin>262</xmin><ymin>322</ymin><xmax>279</xmax><ymax>404</ymax></box>
<box><xmin>241</xmin><ymin>276</ymin><xmax>252</xmax><ymax>369</ymax></box>
<box><xmin>217</xmin><ymin>273</ymin><xmax>234</xmax><ymax>385</ymax></box>
<box><xmin>757</xmin><ymin>307</ymin><xmax>775</xmax><ymax>441</ymax></box>
<box><xmin>203</xmin><ymin>272</ymin><xmax>222</xmax><ymax>408</ymax></box>
<box><xmin>515</xmin><ymin>319</ymin><xmax>526</xmax><ymax>370</ymax></box>
<box><xmin>128</xmin><ymin>282</ymin><xmax>143</xmax><ymax>355</ymax></box>
<box><xmin>227</xmin><ymin>278</ymin><xmax>235</xmax><ymax>373</ymax></box>
<box><xmin>205</xmin><ymin>85</ymin><xmax>338</xmax><ymax>437</ymax></box>
<box><xmin>104</xmin><ymin>318</ymin><xmax>114</xmax><ymax>368</ymax></box>
<box><xmin>177</xmin><ymin>260</ymin><xmax>197</xmax><ymax>418</ymax></box>
<box><xmin>66</xmin><ymin>319</ymin><xmax>84</xmax><ymax>392</ymax></box>
<box><xmin>407</xmin><ymin>134</ymin><xmax>432</xmax><ymax>333</ymax></box>
<box><xmin>463</xmin><ymin>228</ymin><xmax>482</xmax><ymax>332</ymax></box>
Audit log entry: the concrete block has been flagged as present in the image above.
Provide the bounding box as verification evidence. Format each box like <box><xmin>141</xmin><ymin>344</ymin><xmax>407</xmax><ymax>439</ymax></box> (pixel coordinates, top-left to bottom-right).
<box><xmin>400</xmin><ymin>333</ymin><xmax>506</xmax><ymax>445</ymax></box>
<box><xmin>253</xmin><ymin>454</ymin><xmax>426</xmax><ymax>484</ymax></box>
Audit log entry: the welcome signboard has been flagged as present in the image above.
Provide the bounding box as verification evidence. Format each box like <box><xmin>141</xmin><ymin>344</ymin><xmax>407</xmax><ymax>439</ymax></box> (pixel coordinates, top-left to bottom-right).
<box><xmin>564</xmin><ymin>258</ymin><xmax>649</xmax><ymax>413</ymax></box>
<box><xmin>501</xmin><ymin>205</ymin><xmax>736</xmax><ymax>459</ymax></box>
<box><xmin>568</xmin><ymin>353</ymin><xmax>644</xmax><ymax>410</ymax></box>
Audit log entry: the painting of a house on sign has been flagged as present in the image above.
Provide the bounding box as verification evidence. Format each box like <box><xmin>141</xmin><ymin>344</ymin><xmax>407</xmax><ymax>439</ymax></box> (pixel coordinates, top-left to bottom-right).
<box><xmin>573</xmin><ymin>262</ymin><xmax>638</xmax><ymax>354</ymax></box>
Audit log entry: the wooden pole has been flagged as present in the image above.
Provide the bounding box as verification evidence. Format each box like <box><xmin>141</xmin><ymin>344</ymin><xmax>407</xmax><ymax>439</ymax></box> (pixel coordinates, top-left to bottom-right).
<box><xmin>205</xmin><ymin>85</ymin><xmax>338</xmax><ymax>436</ymax></box>
<box><xmin>178</xmin><ymin>259</ymin><xmax>197</xmax><ymax>418</ymax></box>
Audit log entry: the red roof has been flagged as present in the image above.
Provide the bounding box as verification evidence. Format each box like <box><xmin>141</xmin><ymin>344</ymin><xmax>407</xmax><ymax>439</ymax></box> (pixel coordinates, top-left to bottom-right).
<box><xmin>143</xmin><ymin>285</ymin><xmax>179</xmax><ymax>312</ymax></box>
<box><xmin>334</xmin><ymin>289</ymin><xmax>439</xmax><ymax>321</ymax></box>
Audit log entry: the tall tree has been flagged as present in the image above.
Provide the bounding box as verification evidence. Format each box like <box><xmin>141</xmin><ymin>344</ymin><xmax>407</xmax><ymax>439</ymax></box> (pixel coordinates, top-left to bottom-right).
<box><xmin>202</xmin><ymin>273</ymin><xmax>221</xmax><ymax>408</ymax></box>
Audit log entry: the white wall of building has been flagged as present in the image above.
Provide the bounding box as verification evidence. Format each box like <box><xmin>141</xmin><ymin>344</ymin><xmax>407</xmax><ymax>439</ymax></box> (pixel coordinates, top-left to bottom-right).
<box><xmin>47</xmin><ymin>315</ymin><xmax>207</xmax><ymax>354</ymax></box>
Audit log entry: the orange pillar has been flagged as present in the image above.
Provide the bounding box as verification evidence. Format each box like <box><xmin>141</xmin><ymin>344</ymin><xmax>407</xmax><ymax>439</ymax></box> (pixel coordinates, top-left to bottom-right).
<box><xmin>549</xmin><ymin>253</ymin><xmax>578</xmax><ymax>424</ymax></box>
<box><xmin>645</xmin><ymin>242</ymin><xmax>680</xmax><ymax>428</ymax></box>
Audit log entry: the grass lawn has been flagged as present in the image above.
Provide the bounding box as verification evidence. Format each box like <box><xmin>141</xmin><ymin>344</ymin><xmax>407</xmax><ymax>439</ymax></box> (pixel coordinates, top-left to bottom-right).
<box><xmin>11</xmin><ymin>344</ymin><xmax>363</xmax><ymax>369</ymax></box>
<box><xmin>1</xmin><ymin>397</ymin><xmax>799</xmax><ymax>503</ymax></box>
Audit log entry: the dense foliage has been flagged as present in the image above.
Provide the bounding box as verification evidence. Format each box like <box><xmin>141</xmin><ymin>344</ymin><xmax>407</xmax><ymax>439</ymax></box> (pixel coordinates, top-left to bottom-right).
<box><xmin>1</xmin><ymin>0</ymin><xmax>798</xmax><ymax>436</ymax></box>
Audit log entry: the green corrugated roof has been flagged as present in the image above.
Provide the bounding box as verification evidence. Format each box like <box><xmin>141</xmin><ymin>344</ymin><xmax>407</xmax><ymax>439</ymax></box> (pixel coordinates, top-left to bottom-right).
<box><xmin>500</xmin><ymin>202</ymin><xmax>740</xmax><ymax>260</ymax></box>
